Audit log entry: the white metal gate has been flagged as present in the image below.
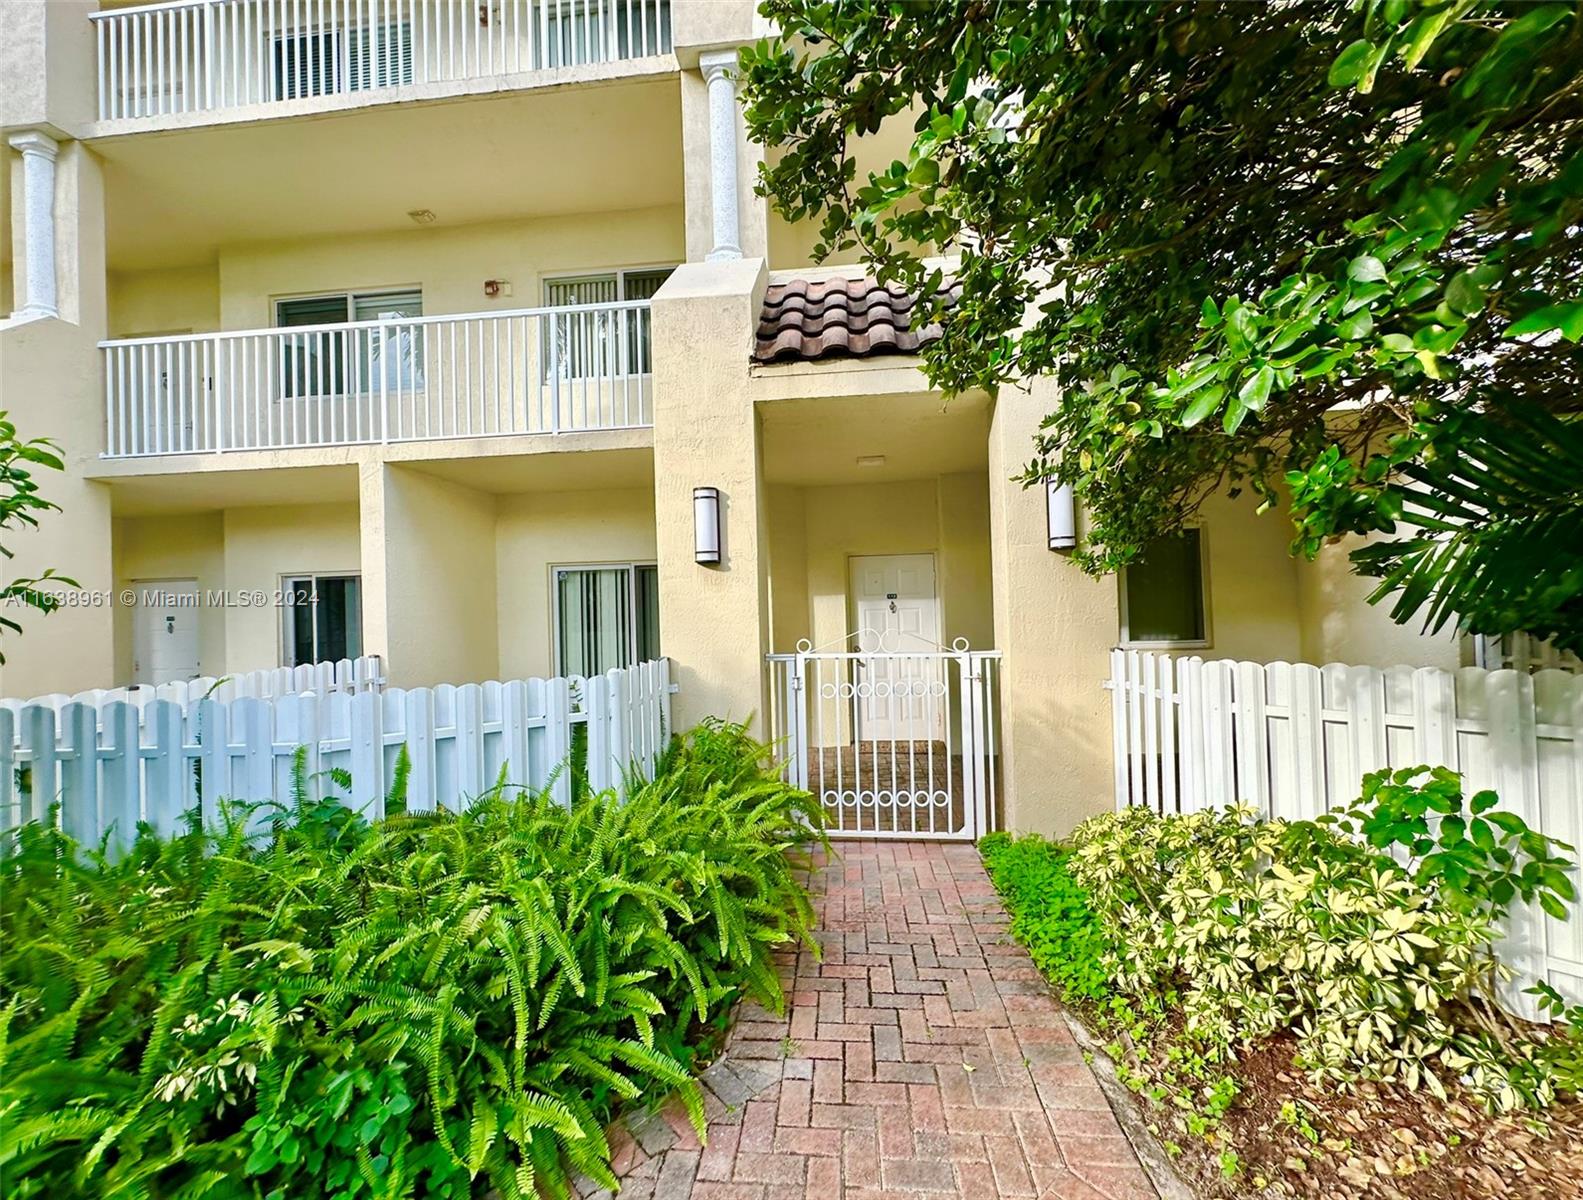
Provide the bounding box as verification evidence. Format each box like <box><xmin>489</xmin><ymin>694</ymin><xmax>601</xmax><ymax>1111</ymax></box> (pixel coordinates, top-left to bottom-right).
<box><xmin>767</xmin><ymin>638</ymin><xmax>1001</xmax><ymax>841</ymax></box>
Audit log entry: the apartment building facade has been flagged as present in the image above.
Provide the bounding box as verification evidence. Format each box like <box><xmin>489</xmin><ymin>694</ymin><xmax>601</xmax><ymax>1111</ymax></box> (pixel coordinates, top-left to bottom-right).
<box><xmin>0</xmin><ymin>0</ymin><xmax>1460</xmax><ymax>836</ymax></box>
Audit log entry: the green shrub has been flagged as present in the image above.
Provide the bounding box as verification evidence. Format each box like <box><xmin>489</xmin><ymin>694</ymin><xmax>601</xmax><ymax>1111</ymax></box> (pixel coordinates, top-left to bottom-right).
<box><xmin>979</xmin><ymin>832</ymin><xmax>1114</xmax><ymax>1003</ymax></box>
<box><xmin>0</xmin><ymin>719</ymin><xmax>823</xmax><ymax>1199</ymax></box>
<box><xmin>1065</xmin><ymin>766</ymin><xmax>1577</xmax><ymax>1111</ymax></box>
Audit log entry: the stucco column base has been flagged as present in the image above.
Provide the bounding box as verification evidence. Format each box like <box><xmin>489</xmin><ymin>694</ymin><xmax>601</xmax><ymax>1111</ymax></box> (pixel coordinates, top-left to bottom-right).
<box><xmin>651</xmin><ymin>257</ymin><xmax>771</xmax><ymax>736</ymax></box>
<box><xmin>987</xmin><ymin>382</ymin><xmax>1118</xmax><ymax>837</ymax></box>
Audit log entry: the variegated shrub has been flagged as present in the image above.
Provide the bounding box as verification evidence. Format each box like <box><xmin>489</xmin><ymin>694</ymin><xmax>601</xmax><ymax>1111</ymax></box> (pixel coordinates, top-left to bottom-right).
<box><xmin>1068</xmin><ymin>768</ymin><xmax>1577</xmax><ymax>1111</ymax></box>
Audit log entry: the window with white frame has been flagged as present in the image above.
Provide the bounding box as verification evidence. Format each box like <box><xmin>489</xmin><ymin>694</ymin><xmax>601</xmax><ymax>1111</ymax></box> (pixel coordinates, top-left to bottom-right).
<box><xmin>544</xmin><ymin>267</ymin><xmax>673</xmax><ymax>378</ymax></box>
<box><xmin>553</xmin><ymin>563</ymin><xmax>660</xmax><ymax>678</ymax></box>
<box><xmin>1119</xmin><ymin>529</ymin><xmax>1208</xmax><ymax>647</ymax></box>
<box><xmin>276</xmin><ymin>289</ymin><xmax>423</xmax><ymax>399</ymax></box>
<box><xmin>283</xmin><ymin>574</ymin><xmax>363</xmax><ymax>666</ymax></box>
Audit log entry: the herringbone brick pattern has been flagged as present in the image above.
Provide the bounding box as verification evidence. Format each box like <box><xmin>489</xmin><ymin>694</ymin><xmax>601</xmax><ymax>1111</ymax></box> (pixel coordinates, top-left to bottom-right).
<box><xmin>583</xmin><ymin>840</ymin><xmax>1155</xmax><ymax>1200</ymax></box>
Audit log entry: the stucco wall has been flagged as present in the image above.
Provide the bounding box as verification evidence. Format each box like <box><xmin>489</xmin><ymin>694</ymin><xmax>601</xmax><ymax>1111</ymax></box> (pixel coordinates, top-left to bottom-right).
<box><xmin>650</xmin><ymin>257</ymin><xmax>771</xmax><ymax>733</ymax></box>
<box><xmin>214</xmin><ymin>207</ymin><xmax>684</xmax><ymax>330</ymax></box>
<box><xmin>0</xmin><ymin>0</ymin><xmax>96</xmax><ymax>136</ymax></box>
<box><xmin>374</xmin><ymin>468</ymin><xmax>498</xmax><ymax>688</ymax></box>
<box><xmin>765</xmin><ymin>484</ymin><xmax>810</xmax><ymax>653</ymax></box>
<box><xmin>989</xmin><ymin>384</ymin><xmax>1120</xmax><ymax>837</ymax></box>
<box><xmin>100</xmin><ymin>207</ymin><xmax>685</xmax><ymax>336</ymax></box>
<box><xmin>108</xmin><ymin>265</ymin><xmax>221</xmax><ymax>336</ymax></box>
<box><xmin>495</xmin><ymin>487</ymin><xmax>658</xmax><ymax>680</ymax></box>
<box><xmin>937</xmin><ymin>472</ymin><xmax>996</xmax><ymax>653</ymax></box>
<box><xmin>1296</xmin><ymin>534</ymin><xmax>1461</xmax><ymax>669</ymax></box>
<box><xmin>1190</xmin><ymin>492</ymin><xmax>1306</xmax><ymax>663</ymax></box>
<box><xmin>222</xmin><ymin>503</ymin><xmax>362</xmax><ymax>675</ymax></box>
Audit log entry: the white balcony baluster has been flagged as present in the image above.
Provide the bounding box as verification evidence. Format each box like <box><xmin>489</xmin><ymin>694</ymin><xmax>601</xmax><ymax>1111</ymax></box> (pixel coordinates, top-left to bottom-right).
<box><xmin>100</xmin><ymin>300</ymin><xmax>653</xmax><ymax>457</ymax></box>
<box><xmin>92</xmin><ymin>0</ymin><xmax>674</xmax><ymax>123</ymax></box>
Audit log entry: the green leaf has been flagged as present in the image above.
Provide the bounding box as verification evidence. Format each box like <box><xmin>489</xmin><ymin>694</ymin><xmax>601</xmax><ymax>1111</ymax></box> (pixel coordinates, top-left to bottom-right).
<box><xmin>1348</xmin><ymin>256</ymin><xmax>1388</xmax><ymax>283</ymax></box>
<box><xmin>1445</xmin><ymin>271</ymin><xmax>1484</xmax><ymax>317</ymax></box>
<box><xmin>1505</xmin><ymin>301</ymin><xmax>1583</xmax><ymax>342</ymax></box>
<box><xmin>1180</xmin><ymin>385</ymin><xmax>1225</xmax><ymax>429</ymax></box>
<box><xmin>1237</xmin><ymin>365</ymin><xmax>1274</xmax><ymax>413</ymax></box>
<box><xmin>1200</xmin><ymin>296</ymin><xmax>1222</xmax><ymax>328</ymax></box>
<box><xmin>1328</xmin><ymin>39</ymin><xmax>1375</xmax><ymax>88</ymax></box>
<box><xmin>1399</xmin><ymin>8</ymin><xmax>1456</xmax><ymax>70</ymax></box>
<box><xmin>1337</xmin><ymin>309</ymin><xmax>1373</xmax><ymax>340</ymax></box>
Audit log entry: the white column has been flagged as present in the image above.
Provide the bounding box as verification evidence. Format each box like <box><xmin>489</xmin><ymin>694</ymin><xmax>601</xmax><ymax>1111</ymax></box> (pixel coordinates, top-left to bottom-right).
<box><xmin>699</xmin><ymin>49</ymin><xmax>742</xmax><ymax>263</ymax></box>
<box><xmin>9</xmin><ymin>131</ymin><xmax>60</xmax><ymax>319</ymax></box>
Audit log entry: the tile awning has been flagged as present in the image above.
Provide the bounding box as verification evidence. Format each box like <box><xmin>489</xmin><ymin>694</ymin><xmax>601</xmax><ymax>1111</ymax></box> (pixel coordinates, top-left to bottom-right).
<box><xmin>752</xmin><ymin>276</ymin><xmax>960</xmax><ymax>365</ymax></box>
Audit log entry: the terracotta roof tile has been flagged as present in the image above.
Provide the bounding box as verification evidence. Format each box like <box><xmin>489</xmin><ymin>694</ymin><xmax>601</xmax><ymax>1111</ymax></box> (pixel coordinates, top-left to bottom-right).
<box><xmin>752</xmin><ymin>276</ymin><xmax>959</xmax><ymax>364</ymax></box>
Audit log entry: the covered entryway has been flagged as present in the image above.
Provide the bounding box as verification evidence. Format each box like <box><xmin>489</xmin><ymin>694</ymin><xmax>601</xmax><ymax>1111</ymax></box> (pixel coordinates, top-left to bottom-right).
<box><xmin>755</xmin><ymin>380</ymin><xmax>1001</xmax><ymax>841</ymax></box>
<box><xmin>768</xmin><ymin>640</ymin><xmax>1001</xmax><ymax>840</ymax></box>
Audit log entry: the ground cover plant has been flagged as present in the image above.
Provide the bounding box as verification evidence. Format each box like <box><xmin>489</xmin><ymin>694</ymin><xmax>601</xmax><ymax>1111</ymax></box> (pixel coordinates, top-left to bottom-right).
<box><xmin>0</xmin><ymin>719</ymin><xmax>823</xmax><ymax>1199</ymax></box>
<box><xmin>981</xmin><ymin>766</ymin><xmax>1583</xmax><ymax>1198</ymax></box>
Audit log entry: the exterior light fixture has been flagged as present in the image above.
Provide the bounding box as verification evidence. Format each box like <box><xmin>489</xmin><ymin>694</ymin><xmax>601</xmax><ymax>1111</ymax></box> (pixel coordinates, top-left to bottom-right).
<box><xmin>694</xmin><ymin>486</ymin><xmax>722</xmax><ymax>565</ymax></box>
<box><xmin>1047</xmin><ymin>480</ymin><xmax>1076</xmax><ymax>551</ymax></box>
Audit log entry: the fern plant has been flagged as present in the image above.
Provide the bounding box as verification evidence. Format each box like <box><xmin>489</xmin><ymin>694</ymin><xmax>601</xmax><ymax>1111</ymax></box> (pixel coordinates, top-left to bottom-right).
<box><xmin>0</xmin><ymin>719</ymin><xmax>823</xmax><ymax>1199</ymax></box>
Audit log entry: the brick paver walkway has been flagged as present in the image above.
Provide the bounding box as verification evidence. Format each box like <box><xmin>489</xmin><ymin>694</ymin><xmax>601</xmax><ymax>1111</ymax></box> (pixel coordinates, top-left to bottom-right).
<box><xmin>587</xmin><ymin>840</ymin><xmax>1156</xmax><ymax>1200</ymax></box>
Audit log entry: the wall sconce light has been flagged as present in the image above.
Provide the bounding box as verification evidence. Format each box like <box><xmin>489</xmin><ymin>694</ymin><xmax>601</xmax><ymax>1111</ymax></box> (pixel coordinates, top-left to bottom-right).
<box><xmin>1047</xmin><ymin>480</ymin><xmax>1076</xmax><ymax>552</ymax></box>
<box><xmin>694</xmin><ymin>486</ymin><xmax>722</xmax><ymax>565</ymax></box>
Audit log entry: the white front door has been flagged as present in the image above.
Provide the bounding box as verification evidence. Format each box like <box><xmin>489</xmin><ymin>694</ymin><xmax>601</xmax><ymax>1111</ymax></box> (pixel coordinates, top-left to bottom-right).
<box><xmin>850</xmin><ymin>554</ymin><xmax>943</xmax><ymax>742</ymax></box>
<box><xmin>132</xmin><ymin>579</ymin><xmax>200</xmax><ymax>684</ymax></box>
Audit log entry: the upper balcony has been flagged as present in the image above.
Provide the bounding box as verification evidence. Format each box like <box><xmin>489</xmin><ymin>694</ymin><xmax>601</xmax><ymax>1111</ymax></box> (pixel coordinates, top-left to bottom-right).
<box><xmin>99</xmin><ymin>297</ymin><xmax>654</xmax><ymax>457</ymax></box>
<box><xmin>91</xmin><ymin>0</ymin><xmax>674</xmax><ymax>131</ymax></box>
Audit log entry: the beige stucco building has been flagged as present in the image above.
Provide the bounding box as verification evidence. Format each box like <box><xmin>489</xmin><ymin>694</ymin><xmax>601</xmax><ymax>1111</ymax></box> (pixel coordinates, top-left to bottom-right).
<box><xmin>1</xmin><ymin>0</ymin><xmax>1464</xmax><ymax>837</ymax></box>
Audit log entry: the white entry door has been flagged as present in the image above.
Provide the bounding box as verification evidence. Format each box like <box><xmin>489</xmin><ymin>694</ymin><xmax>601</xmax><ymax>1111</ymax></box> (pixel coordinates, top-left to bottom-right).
<box><xmin>132</xmin><ymin>579</ymin><xmax>200</xmax><ymax>684</ymax></box>
<box><xmin>850</xmin><ymin>554</ymin><xmax>943</xmax><ymax>741</ymax></box>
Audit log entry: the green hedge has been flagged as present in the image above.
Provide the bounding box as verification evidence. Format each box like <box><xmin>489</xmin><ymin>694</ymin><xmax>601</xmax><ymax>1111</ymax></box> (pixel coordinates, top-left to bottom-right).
<box><xmin>978</xmin><ymin>833</ymin><xmax>1113</xmax><ymax>1004</ymax></box>
<box><xmin>983</xmin><ymin>767</ymin><xmax>1581</xmax><ymax>1113</ymax></box>
<box><xmin>1</xmin><ymin>720</ymin><xmax>823</xmax><ymax>1199</ymax></box>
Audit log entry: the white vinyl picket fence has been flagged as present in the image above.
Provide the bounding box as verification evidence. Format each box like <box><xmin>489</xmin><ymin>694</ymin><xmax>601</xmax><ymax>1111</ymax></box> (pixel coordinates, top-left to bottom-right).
<box><xmin>1</xmin><ymin>655</ymin><xmax>385</xmax><ymax>716</ymax></box>
<box><xmin>1106</xmin><ymin>650</ymin><xmax>1583</xmax><ymax>1017</ymax></box>
<box><xmin>0</xmin><ymin>659</ymin><xmax>671</xmax><ymax>854</ymax></box>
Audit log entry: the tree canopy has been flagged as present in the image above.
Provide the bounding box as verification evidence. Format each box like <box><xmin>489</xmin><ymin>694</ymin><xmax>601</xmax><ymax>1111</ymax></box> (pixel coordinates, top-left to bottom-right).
<box><xmin>740</xmin><ymin>0</ymin><xmax>1583</xmax><ymax>650</ymax></box>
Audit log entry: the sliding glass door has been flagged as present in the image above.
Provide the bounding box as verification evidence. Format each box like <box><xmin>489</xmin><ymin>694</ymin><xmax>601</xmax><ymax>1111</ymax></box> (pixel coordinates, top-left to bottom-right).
<box><xmin>276</xmin><ymin>289</ymin><xmax>423</xmax><ymax>401</ymax></box>
<box><xmin>554</xmin><ymin>563</ymin><xmax>660</xmax><ymax>678</ymax></box>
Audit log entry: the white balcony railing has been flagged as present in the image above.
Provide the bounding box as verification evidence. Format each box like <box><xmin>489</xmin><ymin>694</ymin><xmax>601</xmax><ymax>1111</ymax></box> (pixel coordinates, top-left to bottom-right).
<box><xmin>92</xmin><ymin>0</ymin><xmax>674</xmax><ymax>122</ymax></box>
<box><xmin>101</xmin><ymin>300</ymin><xmax>654</xmax><ymax>457</ymax></box>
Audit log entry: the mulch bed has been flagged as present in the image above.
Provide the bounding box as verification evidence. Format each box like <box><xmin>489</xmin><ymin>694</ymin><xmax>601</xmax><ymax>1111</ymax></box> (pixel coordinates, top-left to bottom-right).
<box><xmin>1126</xmin><ymin>1031</ymin><xmax>1583</xmax><ymax>1199</ymax></box>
